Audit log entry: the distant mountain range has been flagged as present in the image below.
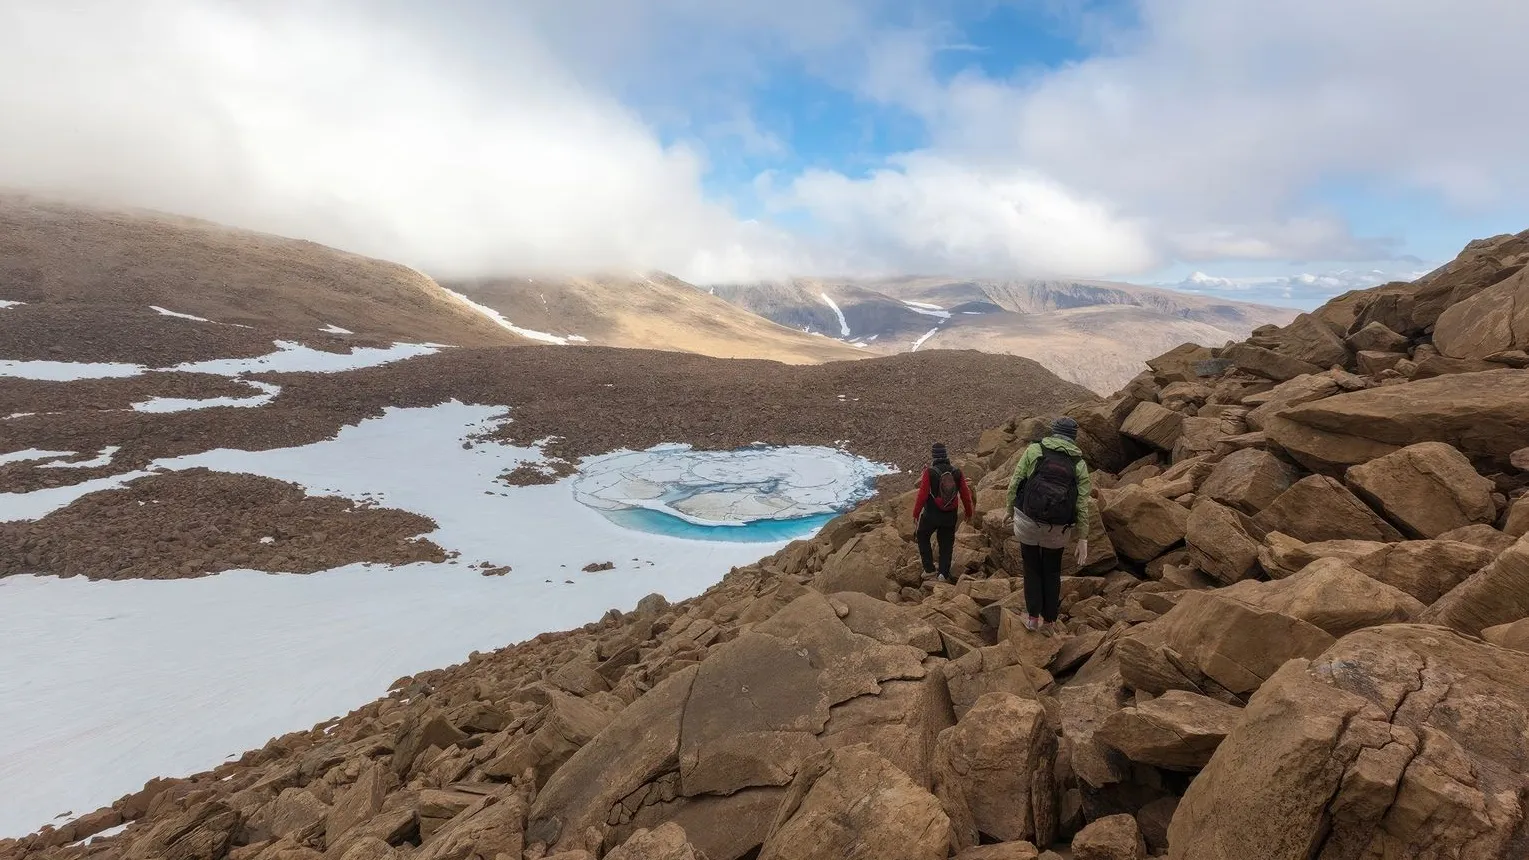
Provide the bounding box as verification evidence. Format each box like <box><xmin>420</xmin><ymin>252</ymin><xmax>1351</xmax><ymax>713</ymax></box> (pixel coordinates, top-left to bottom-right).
<box><xmin>2</xmin><ymin>191</ymin><xmax>1300</xmax><ymax>392</ymax></box>
<box><xmin>705</xmin><ymin>276</ymin><xmax>1299</xmax><ymax>392</ymax></box>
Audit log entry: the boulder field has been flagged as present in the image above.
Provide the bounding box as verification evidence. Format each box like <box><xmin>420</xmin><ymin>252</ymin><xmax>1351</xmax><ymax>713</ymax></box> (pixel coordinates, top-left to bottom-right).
<box><xmin>6</xmin><ymin>229</ymin><xmax>1529</xmax><ymax>859</ymax></box>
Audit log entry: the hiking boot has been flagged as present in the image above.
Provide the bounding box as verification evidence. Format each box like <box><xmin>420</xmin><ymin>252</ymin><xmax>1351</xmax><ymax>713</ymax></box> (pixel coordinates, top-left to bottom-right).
<box><xmin>1023</xmin><ymin>615</ymin><xmax>1040</xmax><ymax>632</ymax></box>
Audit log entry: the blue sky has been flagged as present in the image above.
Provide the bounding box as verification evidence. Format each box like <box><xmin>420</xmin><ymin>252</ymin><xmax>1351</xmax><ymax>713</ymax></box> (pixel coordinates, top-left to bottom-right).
<box><xmin>5</xmin><ymin>0</ymin><xmax>1529</xmax><ymax>309</ymax></box>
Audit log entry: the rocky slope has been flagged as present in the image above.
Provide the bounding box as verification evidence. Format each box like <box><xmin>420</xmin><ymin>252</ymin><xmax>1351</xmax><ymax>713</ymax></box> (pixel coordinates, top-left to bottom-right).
<box><xmin>711</xmin><ymin>277</ymin><xmax>1299</xmax><ymax>393</ymax></box>
<box><xmin>0</xmin><ymin>194</ymin><xmax>526</xmax><ymax>360</ymax></box>
<box><xmin>7</xmin><ymin>229</ymin><xmax>1529</xmax><ymax>860</ymax></box>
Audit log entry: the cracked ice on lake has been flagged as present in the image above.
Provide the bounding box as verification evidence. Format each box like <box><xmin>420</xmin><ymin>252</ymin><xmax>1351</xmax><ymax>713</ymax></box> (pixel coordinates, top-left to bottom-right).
<box><xmin>572</xmin><ymin>444</ymin><xmax>889</xmax><ymax>530</ymax></box>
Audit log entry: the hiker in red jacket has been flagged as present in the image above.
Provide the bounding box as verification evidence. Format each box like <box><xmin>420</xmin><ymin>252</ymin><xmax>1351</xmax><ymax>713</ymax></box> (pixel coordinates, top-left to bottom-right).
<box><xmin>913</xmin><ymin>443</ymin><xmax>974</xmax><ymax>583</ymax></box>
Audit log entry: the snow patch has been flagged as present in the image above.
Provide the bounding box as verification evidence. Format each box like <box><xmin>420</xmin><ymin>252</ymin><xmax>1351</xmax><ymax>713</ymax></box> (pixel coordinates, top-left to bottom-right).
<box><xmin>320</xmin><ymin>324</ymin><xmax>354</xmax><ymax>335</ymax></box>
<box><xmin>81</xmin><ymin>823</ymin><xmax>129</xmax><ymax>844</ymax></box>
<box><xmin>0</xmin><ymin>300</ymin><xmax>22</xmax><ymax>309</ymax></box>
<box><xmin>0</xmin><ymin>449</ymin><xmax>75</xmax><ymax>467</ymax></box>
<box><xmin>132</xmin><ymin>381</ymin><xmax>281</xmax><ymax>413</ymax></box>
<box><xmin>439</xmin><ymin>287</ymin><xmax>577</xmax><ymax>345</ymax></box>
<box><xmin>38</xmin><ymin>447</ymin><xmax>121</xmax><ymax>470</ymax></box>
<box><xmin>819</xmin><ymin>293</ymin><xmax>851</xmax><ymax>338</ymax></box>
<box><xmin>903</xmin><ymin>301</ymin><xmax>952</xmax><ymax>320</ymax></box>
<box><xmin>0</xmin><ymin>359</ymin><xmax>147</xmax><ymax>381</ymax></box>
<box><xmin>172</xmin><ymin>342</ymin><xmax>436</xmax><ymax>376</ymax></box>
<box><xmin>1</xmin><ymin>341</ymin><xmax>434</xmax><ymax>382</ymax></box>
<box><xmin>150</xmin><ymin>306</ymin><xmax>211</xmax><ymax>323</ymax></box>
<box><xmin>911</xmin><ymin>327</ymin><xmax>941</xmax><ymax>351</ymax></box>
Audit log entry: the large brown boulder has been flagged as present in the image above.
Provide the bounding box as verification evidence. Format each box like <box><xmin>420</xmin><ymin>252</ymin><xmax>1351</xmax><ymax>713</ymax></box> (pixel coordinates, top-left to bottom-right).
<box><xmin>1120</xmin><ymin>402</ymin><xmax>1186</xmax><ymax>452</ymax></box>
<box><xmin>1117</xmin><ymin>590</ymin><xmax>1335</xmax><ymax>698</ymax></box>
<box><xmin>1096</xmin><ymin>690</ymin><xmax>1242</xmax><ymax>770</ymax></box>
<box><xmin>1252</xmin><ymin>475</ymin><xmax>1402</xmax><ymax>544</ymax></box>
<box><xmin>1350</xmin><ymin>540</ymin><xmax>1497</xmax><ymax>605</ymax></box>
<box><xmin>1222</xmin><ymin>343</ymin><xmax>1323</xmax><ymax>382</ymax></box>
<box><xmin>1345</xmin><ymin>321</ymin><xmax>1410</xmax><ymax>353</ymax></box>
<box><xmin>1056</xmin><ymin>671</ymin><xmax>1133</xmax><ymax>790</ymax></box>
<box><xmin>416</xmin><ymin>795</ymin><xmax>526</xmax><ymax>860</ymax></box>
<box><xmin>1196</xmin><ymin>448</ymin><xmax>1298</xmax><ymax>514</ymax></box>
<box><xmin>1185</xmin><ymin>500</ymin><xmax>1262</xmax><ymax>585</ymax></box>
<box><xmin>482</xmin><ymin>692</ymin><xmax>616</xmax><ymax>786</ymax></box>
<box><xmin>940</xmin><ymin>643</ymin><xmax>1050</xmax><ymax>720</ymax></box>
<box><xmin>758</xmin><ymin>746</ymin><xmax>950</xmax><ymax>860</ymax></box>
<box><xmin>1420</xmin><ymin>534</ymin><xmax>1529</xmax><ymax>636</ymax></box>
<box><xmin>1244</xmin><ymin>374</ymin><xmax>1341</xmax><ymax>431</ymax></box>
<box><xmin>1274</xmin><ymin>313</ymin><xmax>1350</xmax><ymax>370</ymax></box>
<box><xmin>1434</xmin><ymin>266</ymin><xmax>1529</xmax><ymax>359</ymax></box>
<box><xmin>1169</xmin><ymin>624</ymin><xmax>1529</xmax><ymax>860</ymax></box>
<box><xmin>933</xmin><ymin>693</ymin><xmax>1057</xmax><ymax>850</ymax></box>
<box><xmin>1255</xmin><ymin>533</ymin><xmax>1389</xmax><ymax>580</ymax></box>
<box><xmin>1102</xmin><ymin>485</ymin><xmax>1190</xmax><ymax>563</ymax></box>
<box><xmin>1227</xmin><ymin>557</ymin><xmax>1424</xmax><ymax>638</ymax></box>
<box><xmin>1266</xmin><ymin>369</ymin><xmax>1529</xmax><ymax>473</ymax></box>
<box><xmin>1071</xmin><ymin>814</ymin><xmax>1146</xmax><ymax>860</ymax></box>
<box><xmin>1344</xmin><ymin>442</ymin><xmax>1496</xmax><ymax>538</ymax></box>
<box><xmin>815</xmin><ymin>525</ymin><xmax>912</xmax><ymax>597</ymax></box>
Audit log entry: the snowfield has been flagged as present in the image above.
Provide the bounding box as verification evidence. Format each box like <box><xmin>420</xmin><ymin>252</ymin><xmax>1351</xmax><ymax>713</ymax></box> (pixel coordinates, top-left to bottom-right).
<box><xmin>0</xmin><ymin>401</ymin><xmax>888</xmax><ymax>836</ymax></box>
<box><xmin>131</xmin><ymin>380</ymin><xmax>282</xmax><ymax>413</ymax></box>
<box><xmin>0</xmin><ymin>341</ymin><xmax>437</xmax><ymax>382</ymax></box>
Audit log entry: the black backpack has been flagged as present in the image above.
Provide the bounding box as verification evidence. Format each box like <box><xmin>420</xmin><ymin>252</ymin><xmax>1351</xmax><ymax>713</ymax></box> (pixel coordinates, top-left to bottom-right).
<box><xmin>1019</xmin><ymin>446</ymin><xmax>1079</xmax><ymax>525</ymax></box>
<box><xmin>928</xmin><ymin>463</ymin><xmax>962</xmax><ymax>512</ymax></box>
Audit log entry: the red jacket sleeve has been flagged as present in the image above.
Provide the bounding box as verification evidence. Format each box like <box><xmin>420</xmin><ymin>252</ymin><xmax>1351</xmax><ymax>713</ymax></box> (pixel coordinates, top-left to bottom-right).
<box><xmin>913</xmin><ymin>468</ymin><xmax>929</xmax><ymax>519</ymax></box>
<box><xmin>959</xmin><ymin>475</ymin><xmax>974</xmax><ymax>519</ymax></box>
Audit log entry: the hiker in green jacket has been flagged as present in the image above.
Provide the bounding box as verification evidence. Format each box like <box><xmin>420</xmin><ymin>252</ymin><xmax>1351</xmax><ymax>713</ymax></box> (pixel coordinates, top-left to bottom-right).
<box><xmin>1006</xmin><ymin>416</ymin><xmax>1092</xmax><ymax>634</ymax></box>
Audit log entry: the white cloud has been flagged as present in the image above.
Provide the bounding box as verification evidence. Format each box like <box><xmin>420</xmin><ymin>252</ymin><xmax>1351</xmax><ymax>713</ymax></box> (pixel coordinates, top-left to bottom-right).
<box><xmin>1163</xmin><ymin>263</ymin><xmax>1435</xmax><ymax>307</ymax></box>
<box><xmin>0</xmin><ymin>0</ymin><xmax>796</xmax><ymax>283</ymax></box>
<box><xmin>2</xmin><ymin>0</ymin><xmax>1526</xmax><ymax>284</ymax></box>
<box><xmin>837</xmin><ymin>0</ymin><xmax>1529</xmax><ymax>264</ymax></box>
<box><xmin>778</xmin><ymin>154</ymin><xmax>1158</xmax><ymax>277</ymax></box>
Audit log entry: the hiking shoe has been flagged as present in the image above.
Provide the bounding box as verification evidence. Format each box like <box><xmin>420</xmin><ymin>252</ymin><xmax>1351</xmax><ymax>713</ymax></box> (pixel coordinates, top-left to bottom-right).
<box><xmin>1023</xmin><ymin>615</ymin><xmax>1040</xmax><ymax>632</ymax></box>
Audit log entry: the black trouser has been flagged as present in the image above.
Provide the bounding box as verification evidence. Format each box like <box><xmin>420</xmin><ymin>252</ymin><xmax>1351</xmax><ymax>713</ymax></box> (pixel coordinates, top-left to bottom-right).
<box><xmin>1021</xmin><ymin>543</ymin><xmax>1064</xmax><ymax>622</ymax></box>
<box><xmin>917</xmin><ymin>513</ymin><xmax>958</xmax><ymax>581</ymax></box>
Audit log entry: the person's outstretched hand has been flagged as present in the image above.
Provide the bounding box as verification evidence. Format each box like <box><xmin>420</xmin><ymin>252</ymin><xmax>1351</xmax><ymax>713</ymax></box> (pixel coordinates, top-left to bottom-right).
<box><xmin>1075</xmin><ymin>539</ymin><xmax>1089</xmax><ymax>566</ymax></box>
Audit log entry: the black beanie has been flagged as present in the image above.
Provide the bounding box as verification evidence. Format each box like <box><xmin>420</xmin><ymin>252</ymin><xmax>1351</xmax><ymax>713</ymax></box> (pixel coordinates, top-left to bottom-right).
<box><xmin>1051</xmin><ymin>416</ymin><xmax>1079</xmax><ymax>440</ymax></box>
<box><xmin>931</xmin><ymin>442</ymin><xmax>949</xmax><ymax>463</ymax></box>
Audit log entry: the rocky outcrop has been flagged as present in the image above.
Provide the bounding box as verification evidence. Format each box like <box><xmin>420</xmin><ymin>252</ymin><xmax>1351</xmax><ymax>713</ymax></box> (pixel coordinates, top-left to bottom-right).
<box><xmin>1433</xmin><ymin>266</ymin><xmax>1529</xmax><ymax>359</ymax></box>
<box><xmin>1095</xmin><ymin>691</ymin><xmax>1241</xmax><ymax>771</ymax></box>
<box><xmin>1267</xmin><ymin>369</ymin><xmax>1529</xmax><ymax>473</ymax></box>
<box><xmin>1170</xmin><ymin>625</ymin><xmax>1529</xmax><ymax>859</ymax></box>
<box><xmin>1344</xmin><ymin>442</ymin><xmax>1496</xmax><ymax>538</ymax></box>
<box><xmin>933</xmin><ymin>693</ymin><xmax>1056</xmax><ymax>850</ymax></box>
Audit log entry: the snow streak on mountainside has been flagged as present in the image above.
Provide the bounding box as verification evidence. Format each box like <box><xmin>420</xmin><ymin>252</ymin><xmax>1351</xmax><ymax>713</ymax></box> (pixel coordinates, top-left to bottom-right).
<box><xmin>819</xmin><ymin>292</ymin><xmax>851</xmax><ymax>337</ymax></box>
